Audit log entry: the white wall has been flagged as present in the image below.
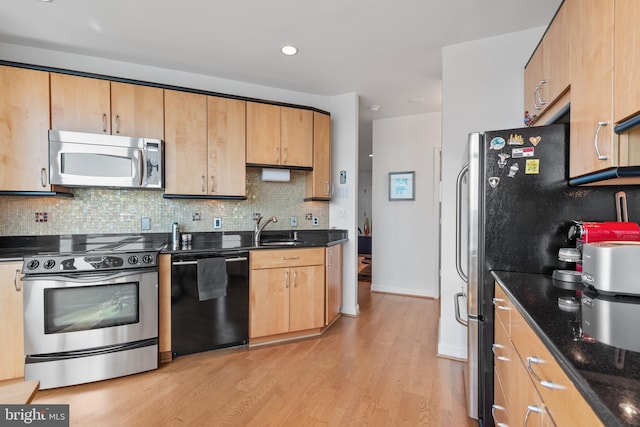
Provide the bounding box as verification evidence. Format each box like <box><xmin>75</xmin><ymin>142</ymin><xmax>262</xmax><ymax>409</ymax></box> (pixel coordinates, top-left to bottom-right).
<box><xmin>438</xmin><ymin>27</ymin><xmax>545</xmax><ymax>359</ymax></box>
<box><xmin>0</xmin><ymin>41</ymin><xmax>360</xmax><ymax>316</ymax></box>
<box><xmin>329</xmin><ymin>93</ymin><xmax>360</xmax><ymax>316</ymax></box>
<box><xmin>371</xmin><ymin>112</ymin><xmax>441</xmax><ymax>297</ymax></box>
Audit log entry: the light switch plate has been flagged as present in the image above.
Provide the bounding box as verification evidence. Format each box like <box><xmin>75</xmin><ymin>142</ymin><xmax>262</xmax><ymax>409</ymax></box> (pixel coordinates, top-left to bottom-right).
<box><xmin>290</xmin><ymin>216</ymin><xmax>298</xmax><ymax>227</ymax></box>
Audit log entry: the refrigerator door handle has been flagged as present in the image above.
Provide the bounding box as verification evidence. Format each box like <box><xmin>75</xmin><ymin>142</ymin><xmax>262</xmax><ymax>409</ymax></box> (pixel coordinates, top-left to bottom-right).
<box><xmin>455</xmin><ymin>165</ymin><xmax>469</xmax><ymax>282</ymax></box>
<box><xmin>454</xmin><ymin>291</ymin><xmax>468</xmax><ymax>326</ymax></box>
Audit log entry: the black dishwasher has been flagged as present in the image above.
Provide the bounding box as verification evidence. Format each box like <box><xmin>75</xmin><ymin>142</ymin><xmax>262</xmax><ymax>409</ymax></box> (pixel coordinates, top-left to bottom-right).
<box><xmin>170</xmin><ymin>250</ymin><xmax>249</xmax><ymax>357</ymax></box>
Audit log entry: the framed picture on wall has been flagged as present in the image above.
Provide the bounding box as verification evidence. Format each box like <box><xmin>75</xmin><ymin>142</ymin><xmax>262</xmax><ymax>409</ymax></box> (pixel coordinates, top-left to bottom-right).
<box><xmin>389</xmin><ymin>171</ymin><xmax>415</xmax><ymax>201</ymax></box>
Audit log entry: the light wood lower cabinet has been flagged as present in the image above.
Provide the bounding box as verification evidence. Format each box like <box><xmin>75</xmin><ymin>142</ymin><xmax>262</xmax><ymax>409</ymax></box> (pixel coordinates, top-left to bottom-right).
<box><xmin>325</xmin><ymin>244</ymin><xmax>342</xmax><ymax>326</ymax></box>
<box><xmin>249</xmin><ymin>248</ymin><xmax>325</xmax><ymax>339</ymax></box>
<box><xmin>0</xmin><ymin>262</ymin><xmax>24</xmax><ymax>380</ymax></box>
<box><xmin>158</xmin><ymin>254</ymin><xmax>172</xmax><ymax>363</ymax></box>
<box><xmin>494</xmin><ymin>282</ymin><xmax>603</xmax><ymax>427</ymax></box>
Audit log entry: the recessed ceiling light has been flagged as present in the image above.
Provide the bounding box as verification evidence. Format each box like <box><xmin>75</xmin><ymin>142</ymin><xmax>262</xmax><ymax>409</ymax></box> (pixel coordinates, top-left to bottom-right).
<box><xmin>369</xmin><ymin>154</ymin><xmax>373</xmax><ymax>158</ymax></box>
<box><xmin>281</xmin><ymin>45</ymin><xmax>298</xmax><ymax>56</ymax></box>
<box><xmin>369</xmin><ymin>105</ymin><xmax>381</xmax><ymax>112</ymax></box>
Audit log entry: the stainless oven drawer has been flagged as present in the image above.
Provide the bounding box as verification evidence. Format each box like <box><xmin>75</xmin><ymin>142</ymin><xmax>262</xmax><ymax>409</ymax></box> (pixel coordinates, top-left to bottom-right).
<box><xmin>22</xmin><ymin>270</ymin><xmax>158</xmax><ymax>355</ymax></box>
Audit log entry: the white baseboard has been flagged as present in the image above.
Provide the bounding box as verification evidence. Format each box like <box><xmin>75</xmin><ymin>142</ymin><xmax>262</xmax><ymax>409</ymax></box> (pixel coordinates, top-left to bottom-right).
<box><xmin>370</xmin><ymin>283</ymin><xmax>434</xmax><ymax>298</ymax></box>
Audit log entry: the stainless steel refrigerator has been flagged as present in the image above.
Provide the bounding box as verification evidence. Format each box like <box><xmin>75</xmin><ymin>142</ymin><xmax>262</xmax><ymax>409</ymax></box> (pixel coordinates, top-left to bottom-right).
<box><xmin>453</xmin><ymin>123</ymin><xmax>640</xmax><ymax>426</ymax></box>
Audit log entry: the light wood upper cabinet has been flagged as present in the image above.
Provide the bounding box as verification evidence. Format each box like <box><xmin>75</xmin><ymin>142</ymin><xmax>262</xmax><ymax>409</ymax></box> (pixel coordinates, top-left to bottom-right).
<box><xmin>0</xmin><ymin>262</ymin><xmax>25</xmax><ymax>381</ymax></box>
<box><xmin>164</xmin><ymin>92</ymin><xmax>246</xmax><ymax>197</ymax></box>
<box><xmin>51</xmin><ymin>73</ymin><xmax>111</xmax><ymax>134</ymax></box>
<box><xmin>207</xmin><ymin>96</ymin><xmax>246</xmax><ymax>197</ymax></box>
<box><xmin>246</xmin><ymin>102</ymin><xmax>313</xmax><ymax>168</ymax></box>
<box><xmin>281</xmin><ymin>107</ymin><xmax>313</xmax><ymax>168</ymax></box>
<box><xmin>51</xmin><ymin>74</ymin><xmax>163</xmax><ymax>138</ymax></box>
<box><xmin>614</xmin><ymin>0</ymin><xmax>640</xmax><ymax>123</ymax></box>
<box><xmin>569</xmin><ymin>0</ymin><xmax>615</xmax><ymax>178</ymax></box>
<box><xmin>524</xmin><ymin>1</ymin><xmax>570</xmax><ymax>124</ymax></box>
<box><xmin>305</xmin><ymin>112</ymin><xmax>332</xmax><ymax>200</ymax></box>
<box><xmin>0</xmin><ymin>66</ymin><xmax>55</xmax><ymax>192</ymax></box>
<box><xmin>110</xmin><ymin>82</ymin><xmax>164</xmax><ymax>139</ymax></box>
<box><xmin>164</xmin><ymin>90</ymin><xmax>208</xmax><ymax>195</ymax></box>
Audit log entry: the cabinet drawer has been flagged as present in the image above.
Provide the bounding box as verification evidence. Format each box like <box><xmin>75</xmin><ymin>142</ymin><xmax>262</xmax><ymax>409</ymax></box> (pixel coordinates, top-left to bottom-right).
<box><xmin>494</xmin><ymin>284</ymin><xmax>512</xmax><ymax>335</ymax></box>
<box><xmin>511</xmin><ymin>307</ymin><xmax>602</xmax><ymax>427</ymax></box>
<box><xmin>250</xmin><ymin>248</ymin><xmax>324</xmax><ymax>269</ymax></box>
<box><xmin>494</xmin><ymin>315</ymin><xmax>513</xmax><ymax>392</ymax></box>
<box><xmin>493</xmin><ymin>369</ymin><xmax>510</xmax><ymax>427</ymax></box>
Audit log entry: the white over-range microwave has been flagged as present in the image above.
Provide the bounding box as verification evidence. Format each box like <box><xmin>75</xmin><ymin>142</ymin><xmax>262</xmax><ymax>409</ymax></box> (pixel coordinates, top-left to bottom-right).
<box><xmin>49</xmin><ymin>130</ymin><xmax>163</xmax><ymax>189</ymax></box>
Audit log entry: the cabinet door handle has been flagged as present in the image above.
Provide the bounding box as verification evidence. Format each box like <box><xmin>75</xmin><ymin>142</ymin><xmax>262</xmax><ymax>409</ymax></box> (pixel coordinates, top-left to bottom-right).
<box><xmin>524</xmin><ymin>404</ymin><xmax>542</xmax><ymax>426</ymax></box>
<box><xmin>283</xmin><ymin>147</ymin><xmax>288</xmax><ymax>164</ymax></box>
<box><xmin>209</xmin><ymin>176</ymin><xmax>214</xmax><ymax>192</ymax></box>
<box><xmin>284</xmin><ymin>270</ymin><xmax>289</xmax><ymax>288</ymax></box>
<box><xmin>102</xmin><ymin>113</ymin><xmax>107</xmax><ymax>133</ymax></box>
<box><xmin>14</xmin><ymin>269</ymin><xmax>21</xmax><ymax>292</ymax></box>
<box><xmin>526</xmin><ymin>356</ymin><xmax>567</xmax><ymax>390</ymax></box>
<box><xmin>594</xmin><ymin>121</ymin><xmax>609</xmax><ymax>160</ymax></box>
<box><xmin>293</xmin><ymin>270</ymin><xmax>297</xmax><ymax>287</ymax></box>
<box><xmin>201</xmin><ymin>176</ymin><xmax>205</xmax><ymax>193</ymax></box>
<box><xmin>275</xmin><ymin>147</ymin><xmax>280</xmax><ymax>164</ymax></box>
<box><xmin>325</xmin><ymin>181</ymin><xmax>330</xmax><ymax>196</ymax></box>
<box><xmin>536</xmin><ymin>79</ymin><xmax>547</xmax><ymax>106</ymax></box>
<box><xmin>41</xmin><ymin>167</ymin><xmax>47</xmax><ymax>187</ymax></box>
<box><xmin>115</xmin><ymin>115</ymin><xmax>120</xmax><ymax>134</ymax></box>
<box><xmin>533</xmin><ymin>87</ymin><xmax>542</xmax><ymax>111</ymax></box>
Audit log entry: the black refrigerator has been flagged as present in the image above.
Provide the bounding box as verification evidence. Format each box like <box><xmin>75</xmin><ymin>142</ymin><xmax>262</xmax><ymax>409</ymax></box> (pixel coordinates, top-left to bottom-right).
<box><xmin>456</xmin><ymin>123</ymin><xmax>640</xmax><ymax>426</ymax></box>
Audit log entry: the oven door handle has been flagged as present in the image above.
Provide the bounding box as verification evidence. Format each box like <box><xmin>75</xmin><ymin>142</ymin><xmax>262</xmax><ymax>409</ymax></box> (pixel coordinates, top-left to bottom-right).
<box><xmin>172</xmin><ymin>257</ymin><xmax>248</xmax><ymax>266</ymax></box>
<box><xmin>21</xmin><ymin>270</ymin><xmax>151</xmax><ymax>283</ymax></box>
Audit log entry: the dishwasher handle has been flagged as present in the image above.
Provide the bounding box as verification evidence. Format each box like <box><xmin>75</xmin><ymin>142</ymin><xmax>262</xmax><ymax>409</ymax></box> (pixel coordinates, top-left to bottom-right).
<box><xmin>172</xmin><ymin>256</ymin><xmax>248</xmax><ymax>266</ymax></box>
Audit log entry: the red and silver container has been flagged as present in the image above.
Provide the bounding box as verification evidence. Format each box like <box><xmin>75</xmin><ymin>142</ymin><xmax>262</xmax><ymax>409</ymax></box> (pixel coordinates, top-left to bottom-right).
<box><xmin>569</xmin><ymin>221</ymin><xmax>640</xmax><ymax>244</ymax></box>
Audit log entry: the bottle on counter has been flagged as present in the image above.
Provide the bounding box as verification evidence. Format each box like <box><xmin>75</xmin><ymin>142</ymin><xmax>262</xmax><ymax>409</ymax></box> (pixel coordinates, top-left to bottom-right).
<box><xmin>171</xmin><ymin>222</ymin><xmax>180</xmax><ymax>247</ymax></box>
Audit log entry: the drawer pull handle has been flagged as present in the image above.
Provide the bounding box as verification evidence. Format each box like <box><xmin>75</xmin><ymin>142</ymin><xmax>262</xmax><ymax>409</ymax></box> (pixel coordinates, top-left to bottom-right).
<box><xmin>493</xmin><ymin>297</ymin><xmax>511</xmax><ymax>310</ymax></box>
<box><xmin>492</xmin><ymin>343</ymin><xmax>504</xmax><ymax>354</ymax></box>
<box><xmin>14</xmin><ymin>269</ymin><xmax>21</xmax><ymax>292</ymax></box>
<box><xmin>283</xmin><ymin>256</ymin><xmax>300</xmax><ymax>260</ymax></box>
<box><xmin>491</xmin><ymin>404</ymin><xmax>508</xmax><ymax>427</ymax></box>
<box><xmin>526</xmin><ymin>356</ymin><xmax>567</xmax><ymax>390</ymax></box>
<box><xmin>524</xmin><ymin>404</ymin><xmax>542</xmax><ymax>426</ymax></box>
<box><xmin>496</xmin><ymin>306</ymin><xmax>511</xmax><ymax>311</ymax></box>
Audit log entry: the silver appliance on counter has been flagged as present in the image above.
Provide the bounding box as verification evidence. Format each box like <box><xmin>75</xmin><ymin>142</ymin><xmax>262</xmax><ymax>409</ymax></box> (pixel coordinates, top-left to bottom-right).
<box><xmin>21</xmin><ymin>237</ymin><xmax>163</xmax><ymax>389</ymax></box>
<box><xmin>582</xmin><ymin>241</ymin><xmax>640</xmax><ymax>295</ymax></box>
<box><xmin>49</xmin><ymin>129</ymin><xmax>163</xmax><ymax>188</ymax></box>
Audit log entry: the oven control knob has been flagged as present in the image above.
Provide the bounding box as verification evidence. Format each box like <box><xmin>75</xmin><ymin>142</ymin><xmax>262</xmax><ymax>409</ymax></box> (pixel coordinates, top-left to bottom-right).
<box><xmin>26</xmin><ymin>260</ymin><xmax>40</xmax><ymax>270</ymax></box>
<box><xmin>128</xmin><ymin>256</ymin><xmax>139</xmax><ymax>265</ymax></box>
<box><xmin>142</xmin><ymin>255</ymin><xmax>154</xmax><ymax>264</ymax></box>
<box><xmin>43</xmin><ymin>259</ymin><xmax>56</xmax><ymax>270</ymax></box>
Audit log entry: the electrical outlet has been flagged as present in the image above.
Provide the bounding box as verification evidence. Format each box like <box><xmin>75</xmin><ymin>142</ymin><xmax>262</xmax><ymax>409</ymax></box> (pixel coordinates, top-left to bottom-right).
<box><xmin>253</xmin><ymin>212</ymin><xmax>262</xmax><ymax>220</ymax></box>
<box><xmin>290</xmin><ymin>216</ymin><xmax>298</xmax><ymax>227</ymax></box>
<box><xmin>312</xmin><ymin>217</ymin><xmax>319</xmax><ymax>226</ymax></box>
<box><xmin>141</xmin><ymin>217</ymin><xmax>151</xmax><ymax>230</ymax></box>
<box><xmin>214</xmin><ymin>218</ymin><xmax>222</xmax><ymax>229</ymax></box>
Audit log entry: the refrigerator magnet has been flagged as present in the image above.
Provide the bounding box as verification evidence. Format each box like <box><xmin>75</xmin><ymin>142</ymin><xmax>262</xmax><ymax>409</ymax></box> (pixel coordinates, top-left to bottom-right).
<box><xmin>508</xmin><ymin>134</ymin><xmax>524</xmax><ymax>145</ymax></box>
<box><xmin>512</xmin><ymin>147</ymin><xmax>534</xmax><ymax>158</ymax></box>
<box><xmin>497</xmin><ymin>153</ymin><xmax>510</xmax><ymax>168</ymax></box>
<box><xmin>529</xmin><ymin>136</ymin><xmax>542</xmax><ymax>146</ymax></box>
<box><xmin>490</xmin><ymin>137</ymin><xmax>506</xmax><ymax>150</ymax></box>
<box><xmin>488</xmin><ymin>177</ymin><xmax>500</xmax><ymax>188</ymax></box>
<box><xmin>525</xmin><ymin>159</ymin><xmax>540</xmax><ymax>174</ymax></box>
<box><xmin>508</xmin><ymin>163</ymin><xmax>519</xmax><ymax>178</ymax></box>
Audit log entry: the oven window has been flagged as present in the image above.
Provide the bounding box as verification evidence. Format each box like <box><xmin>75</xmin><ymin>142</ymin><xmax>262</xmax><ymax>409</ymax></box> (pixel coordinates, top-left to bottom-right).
<box><xmin>61</xmin><ymin>153</ymin><xmax>133</xmax><ymax>178</ymax></box>
<box><xmin>44</xmin><ymin>283</ymin><xmax>139</xmax><ymax>334</ymax></box>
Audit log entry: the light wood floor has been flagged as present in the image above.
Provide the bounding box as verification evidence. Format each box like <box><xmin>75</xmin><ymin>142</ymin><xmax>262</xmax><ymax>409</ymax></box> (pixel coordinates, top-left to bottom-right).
<box><xmin>34</xmin><ymin>283</ymin><xmax>475</xmax><ymax>426</ymax></box>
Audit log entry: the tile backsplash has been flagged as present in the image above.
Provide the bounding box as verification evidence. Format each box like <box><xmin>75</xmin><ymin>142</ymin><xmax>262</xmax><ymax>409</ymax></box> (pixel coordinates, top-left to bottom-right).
<box><xmin>0</xmin><ymin>169</ymin><xmax>328</xmax><ymax>236</ymax></box>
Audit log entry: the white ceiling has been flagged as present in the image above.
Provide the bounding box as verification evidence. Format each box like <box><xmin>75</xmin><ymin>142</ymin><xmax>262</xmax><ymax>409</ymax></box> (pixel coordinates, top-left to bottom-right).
<box><xmin>0</xmin><ymin>0</ymin><xmax>561</xmax><ymax>172</ymax></box>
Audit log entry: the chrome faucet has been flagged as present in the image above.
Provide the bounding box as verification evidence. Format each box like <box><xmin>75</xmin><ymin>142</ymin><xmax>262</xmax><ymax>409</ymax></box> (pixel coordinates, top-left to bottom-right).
<box><xmin>254</xmin><ymin>215</ymin><xmax>278</xmax><ymax>246</ymax></box>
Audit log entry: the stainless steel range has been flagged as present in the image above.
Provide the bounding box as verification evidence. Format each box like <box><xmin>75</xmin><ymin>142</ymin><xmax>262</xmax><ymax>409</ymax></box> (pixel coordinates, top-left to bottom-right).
<box><xmin>21</xmin><ymin>235</ymin><xmax>163</xmax><ymax>389</ymax></box>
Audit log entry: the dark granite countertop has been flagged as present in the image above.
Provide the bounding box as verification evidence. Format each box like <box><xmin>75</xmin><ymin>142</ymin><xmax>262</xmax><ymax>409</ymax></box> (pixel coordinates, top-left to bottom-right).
<box><xmin>0</xmin><ymin>229</ymin><xmax>348</xmax><ymax>260</ymax></box>
<box><xmin>492</xmin><ymin>271</ymin><xmax>640</xmax><ymax>427</ymax></box>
